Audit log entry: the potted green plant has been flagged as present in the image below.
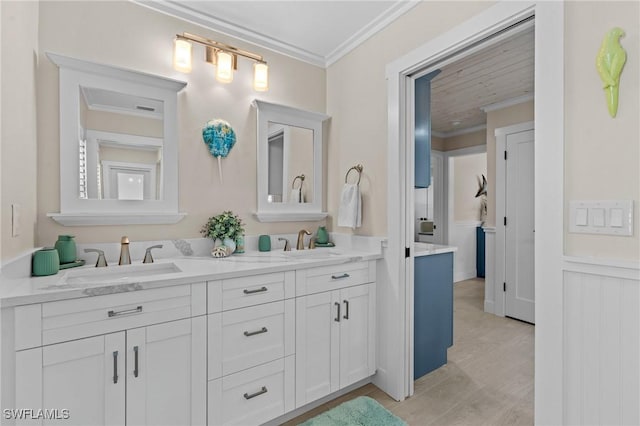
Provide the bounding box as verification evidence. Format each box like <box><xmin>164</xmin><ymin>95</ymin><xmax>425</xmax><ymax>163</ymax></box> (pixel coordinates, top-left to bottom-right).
<box><xmin>201</xmin><ymin>211</ymin><xmax>244</xmax><ymax>254</ymax></box>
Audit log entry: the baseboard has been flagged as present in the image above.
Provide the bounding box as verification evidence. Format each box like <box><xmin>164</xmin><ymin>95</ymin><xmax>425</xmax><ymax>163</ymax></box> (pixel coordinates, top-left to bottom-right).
<box><xmin>454</xmin><ymin>270</ymin><xmax>477</xmax><ymax>283</ymax></box>
<box><xmin>264</xmin><ymin>377</ymin><xmax>374</xmax><ymax>426</ymax></box>
<box><xmin>484</xmin><ymin>300</ymin><xmax>494</xmax><ymax>314</ymax></box>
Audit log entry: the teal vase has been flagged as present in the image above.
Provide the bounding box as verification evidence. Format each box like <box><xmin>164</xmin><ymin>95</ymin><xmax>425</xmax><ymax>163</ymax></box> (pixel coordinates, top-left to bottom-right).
<box><xmin>316</xmin><ymin>226</ymin><xmax>329</xmax><ymax>244</ymax></box>
<box><xmin>54</xmin><ymin>235</ymin><xmax>76</xmax><ymax>264</ymax></box>
<box><xmin>235</xmin><ymin>235</ymin><xmax>245</xmax><ymax>254</ymax></box>
<box><xmin>32</xmin><ymin>248</ymin><xmax>60</xmax><ymax>276</ymax></box>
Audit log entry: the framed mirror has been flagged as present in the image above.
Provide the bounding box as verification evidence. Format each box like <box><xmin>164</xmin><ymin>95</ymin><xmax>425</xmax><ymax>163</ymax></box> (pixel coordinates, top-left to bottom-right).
<box><xmin>253</xmin><ymin>100</ymin><xmax>329</xmax><ymax>222</ymax></box>
<box><xmin>46</xmin><ymin>53</ymin><xmax>186</xmax><ymax>225</ymax></box>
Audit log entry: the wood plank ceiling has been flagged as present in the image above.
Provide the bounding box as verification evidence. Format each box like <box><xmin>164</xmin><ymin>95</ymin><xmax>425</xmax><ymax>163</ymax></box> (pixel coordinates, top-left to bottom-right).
<box><xmin>430</xmin><ymin>26</ymin><xmax>534</xmax><ymax>135</ymax></box>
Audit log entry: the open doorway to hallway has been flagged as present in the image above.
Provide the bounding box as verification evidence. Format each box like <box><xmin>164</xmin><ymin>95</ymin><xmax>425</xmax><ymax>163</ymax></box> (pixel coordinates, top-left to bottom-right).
<box><xmin>411</xmin><ymin>16</ymin><xmax>535</xmax><ymax>393</ymax></box>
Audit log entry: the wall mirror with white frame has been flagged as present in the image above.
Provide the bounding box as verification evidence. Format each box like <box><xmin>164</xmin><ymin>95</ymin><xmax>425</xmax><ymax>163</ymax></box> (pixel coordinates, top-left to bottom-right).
<box><xmin>253</xmin><ymin>99</ymin><xmax>329</xmax><ymax>222</ymax></box>
<box><xmin>47</xmin><ymin>52</ymin><xmax>186</xmax><ymax>226</ymax></box>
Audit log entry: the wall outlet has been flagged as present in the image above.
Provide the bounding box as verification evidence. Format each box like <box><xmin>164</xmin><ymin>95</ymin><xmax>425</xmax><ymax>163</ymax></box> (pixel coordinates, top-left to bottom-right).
<box><xmin>12</xmin><ymin>204</ymin><xmax>21</xmax><ymax>237</ymax></box>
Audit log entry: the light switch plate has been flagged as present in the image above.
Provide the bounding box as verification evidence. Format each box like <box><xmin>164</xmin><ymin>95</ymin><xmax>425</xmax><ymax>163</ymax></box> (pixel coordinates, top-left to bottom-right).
<box><xmin>569</xmin><ymin>200</ymin><xmax>633</xmax><ymax>236</ymax></box>
<box><xmin>11</xmin><ymin>204</ymin><xmax>21</xmax><ymax>237</ymax></box>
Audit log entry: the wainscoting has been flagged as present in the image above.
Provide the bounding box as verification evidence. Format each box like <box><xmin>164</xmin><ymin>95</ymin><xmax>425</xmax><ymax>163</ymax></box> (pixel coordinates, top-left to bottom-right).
<box><xmin>562</xmin><ymin>258</ymin><xmax>639</xmax><ymax>425</ymax></box>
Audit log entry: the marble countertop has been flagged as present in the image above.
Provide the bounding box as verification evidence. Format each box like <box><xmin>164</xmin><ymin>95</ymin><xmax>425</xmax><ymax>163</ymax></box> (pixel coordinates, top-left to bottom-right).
<box><xmin>0</xmin><ymin>248</ymin><xmax>382</xmax><ymax>308</ymax></box>
<box><xmin>414</xmin><ymin>242</ymin><xmax>457</xmax><ymax>257</ymax></box>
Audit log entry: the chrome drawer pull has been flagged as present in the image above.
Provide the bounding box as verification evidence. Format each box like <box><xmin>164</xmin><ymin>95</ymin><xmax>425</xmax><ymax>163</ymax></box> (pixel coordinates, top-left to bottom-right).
<box><xmin>331</xmin><ymin>273</ymin><xmax>350</xmax><ymax>280</ymax></box>
<box><xmin>112</xmin><ymin>351</ymin><xmax>118</xmax><ymax>384</ymax></box>
<box><xmin>243</xmin><ymin>286</ymin><xmax>268</xmax><ymax>295</ymax></box>
<box><xmin>244</xmin><ymin>327</ymin><xmax>268</xmax><ymax>337</ymax></box>
<box><xmin>133</xmin><ymin>346</ymin><xmax>139</xmax><ymax>378</ymax></box>
<box><xmin>108</xmin><ymin>306</ymin><xmax>143</xmax><ymax>318</ymax></box>
<box><xmin>334</xmin><ymin>302</ymin><xmax>341</xmax><ymax>322</ymax></box>
<box><xmin>244</xmin><ymin>386</ymin><xmax>268</xmax><ymax>400</ymax></box>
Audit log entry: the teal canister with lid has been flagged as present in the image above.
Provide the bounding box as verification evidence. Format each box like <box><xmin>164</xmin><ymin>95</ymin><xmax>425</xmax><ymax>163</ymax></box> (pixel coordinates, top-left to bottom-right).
<box><xmin>55</xmin><ymin>235</ymin><xmax>77</xmax><ymax>264</ymax></box>
<box><xmin>32</xmin><ymin>247</ymin><xmax>60</xmax><ymax>276</ymax></box>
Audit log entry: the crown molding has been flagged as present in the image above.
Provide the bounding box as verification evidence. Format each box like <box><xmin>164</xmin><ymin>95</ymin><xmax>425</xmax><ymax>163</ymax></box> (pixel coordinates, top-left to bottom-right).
<box><xmin>134</xmin><ymin>0</ymin><xmax>419</xmax><ymax>68</ymax></box>
<box><xmin>325</xmin><ymin>1</ymin><xmax>421</xmax><ymax>67</ymax></box>
<box><xmin>480</xmin><ymin>93</ymin><xmax>534</xmax><ymax>113</ymax></box>
<box><xmin>432</xmin><ymin>124</ymin><xmax>486</xmax><ymax>139</ymax></box>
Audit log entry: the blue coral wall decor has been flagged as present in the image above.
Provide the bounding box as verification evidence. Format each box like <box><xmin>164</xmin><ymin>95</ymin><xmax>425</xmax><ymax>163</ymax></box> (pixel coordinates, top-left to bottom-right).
<box><xmin>202</xmin><ymin>119</ymin><xmax>237</xmax><ymax>182</ymax></box>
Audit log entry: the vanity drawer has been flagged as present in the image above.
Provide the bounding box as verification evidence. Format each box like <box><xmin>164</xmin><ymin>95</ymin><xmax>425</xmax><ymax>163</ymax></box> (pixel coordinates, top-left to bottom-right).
<box><xmin>208</xmin><ymin>271</ymin><xmax>295</xmax><ymax>313</ymax></box>
<box><xmin>208</xmin><ymin>356</ymin><xmax>294</xmax><ymax>426</ymax></box>
<box><xmin>208</xmin><ymin>299</ymin><xmax>294</xmax><ymax>379</ymax></box>
<box><xmin>40</xmin><ymin>284</ymin><xmax>203</xmax><ymax>346</ymax></box>
<box><xmin>296</xmin><ymin>260</ymin><xmax>374</xmax><ymax>296</ymax></box>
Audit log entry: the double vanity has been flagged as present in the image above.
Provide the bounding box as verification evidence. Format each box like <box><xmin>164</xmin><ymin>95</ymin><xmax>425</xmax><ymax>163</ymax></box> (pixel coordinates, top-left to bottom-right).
<box><xmin>0</xmin><ymin>241</ymin><xmax>380</xmax><ymax>426</ymax></box>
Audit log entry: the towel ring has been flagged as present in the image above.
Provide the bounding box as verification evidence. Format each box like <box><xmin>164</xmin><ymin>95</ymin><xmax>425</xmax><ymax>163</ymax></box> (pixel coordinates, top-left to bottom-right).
<box><xmin>292</xmin><ymin>174</ymin><xmax>305</xmax><ymax>189</ymax></box>
<box><xmin>345</xmin><ymin>164</ymin><xmax>363</xmax><ymax>185</ymax></box>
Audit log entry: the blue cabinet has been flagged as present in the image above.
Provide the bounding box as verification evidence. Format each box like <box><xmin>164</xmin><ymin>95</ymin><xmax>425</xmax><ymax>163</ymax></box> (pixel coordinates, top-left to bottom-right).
<box><xmin>414</xmin><ymin>69</ymin><xmax>441</xmax><ymax>189</ymax></box>
<box><xmin>476</xmin><ymin>226</ymin><xmax>485</xmax><ymax>278</ymax></box>
<box><xmin>414</xmin><ymin>252</ymin><xmax>453</xmax><ymax>380</ymax></box>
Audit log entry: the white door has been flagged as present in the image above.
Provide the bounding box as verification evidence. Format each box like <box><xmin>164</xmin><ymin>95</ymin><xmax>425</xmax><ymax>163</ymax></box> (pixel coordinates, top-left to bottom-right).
<box><xmin>339</xmin><ymin>284</ymin><xmax>375</xmax><ymax>387</ymax></box>
<box><xmin>126</xmin><ymin>317</ymin><xmax>206</xmax><ymax>426</ymax></box>
<box><xmin>294</xmin><ymin>290</ymin><xmax>340</xmax><ymax>407</ymax></box>
<box><xmin>16</xmin><ymin>333</ymin><xmax>126</xmax><ymax>426</ymax></box>
<box><xmin>505</xmin><ymin>128</ymin><xmax>535</xmax><ymax>323</ymax></box>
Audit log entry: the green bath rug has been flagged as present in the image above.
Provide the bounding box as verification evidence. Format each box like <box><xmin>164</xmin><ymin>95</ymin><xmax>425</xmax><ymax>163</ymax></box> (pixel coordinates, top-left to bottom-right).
<box><xmin>299</xmin><ymin>396</ymin><xmax>407</xmax><ymax>426</ymax></box>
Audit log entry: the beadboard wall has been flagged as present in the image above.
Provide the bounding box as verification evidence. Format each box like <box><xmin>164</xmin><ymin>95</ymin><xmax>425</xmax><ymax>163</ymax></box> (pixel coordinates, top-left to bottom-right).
<box><xmin>562</xmin><ymin>258</ymin><xmax>640</xmax><ymax>425</ymax></box>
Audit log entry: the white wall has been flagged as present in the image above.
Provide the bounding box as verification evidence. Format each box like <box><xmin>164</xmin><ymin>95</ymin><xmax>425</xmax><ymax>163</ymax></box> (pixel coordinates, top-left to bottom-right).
<box><xmin>33</xmin><ymin>1</ymin><xmax>327</xmax><ymax>250</ymax></box>
<box><xmin>448</xmin><ymin>152</ymin><xmax>486</xmax><ymax>282</ymax></box>
<box><xmin>1</xmin><ymin>1</ymin><xmax>39</xmax><ymax>262</ymax></box>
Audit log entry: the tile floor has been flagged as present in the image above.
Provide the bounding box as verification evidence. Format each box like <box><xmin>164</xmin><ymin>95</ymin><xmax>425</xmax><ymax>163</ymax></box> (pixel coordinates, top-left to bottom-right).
<box><xmin>285</xmin><ymin>278</ymin><xmax>534</xmax><ymax>425</ymax></box>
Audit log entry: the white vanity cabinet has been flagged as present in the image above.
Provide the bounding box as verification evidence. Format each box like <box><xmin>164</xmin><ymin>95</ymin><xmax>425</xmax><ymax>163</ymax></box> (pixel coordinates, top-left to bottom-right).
<box><xmin>10</xmin><ymin>283</ymin><xmax>207</xmax><ymax>426</ymax></box>
<box><xmin>207</xmin><ymin>272</ymin><xmax>296</xmax><ymax>426</ymax></box>
<box><xmin>294</xmin><ymin>261</ymin><xmax>376</xmax><ymax>408</ymax></box>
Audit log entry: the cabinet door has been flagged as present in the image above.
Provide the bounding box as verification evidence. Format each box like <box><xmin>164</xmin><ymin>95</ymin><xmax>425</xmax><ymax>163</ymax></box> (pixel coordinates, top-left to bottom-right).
<box><xmin>16</xmin><ymin>333</ymin><xmax>126</xmax><ymax>426</ymax></box>
<box><xmin>339</xmin><ymin>284</ymin><xmax>375</xmax><ymax>388</ymax></box>
<box><xmin>126</xmin><ymin>317</ymin><xmax>206</xmax><ymax>426</ymax></box>
<box><xmin>295</xmin><ymin>290</ymin><xmax>340</xmax><ymax>408</ymax></box>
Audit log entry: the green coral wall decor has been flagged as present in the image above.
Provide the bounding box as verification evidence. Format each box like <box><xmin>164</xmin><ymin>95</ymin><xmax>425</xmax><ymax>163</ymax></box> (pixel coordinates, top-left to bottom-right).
<box><xmin>596</xmin><ymin>27</ymin><xmax>627</xmax><ymax>118</ymax></box>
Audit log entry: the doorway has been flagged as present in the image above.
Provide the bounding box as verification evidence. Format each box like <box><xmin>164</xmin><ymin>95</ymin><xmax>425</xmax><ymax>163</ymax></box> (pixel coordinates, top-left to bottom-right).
<box><xmin>382</xmin><ymin>3</ymin><xmax>564</xmax><ymax>417</ymax></box>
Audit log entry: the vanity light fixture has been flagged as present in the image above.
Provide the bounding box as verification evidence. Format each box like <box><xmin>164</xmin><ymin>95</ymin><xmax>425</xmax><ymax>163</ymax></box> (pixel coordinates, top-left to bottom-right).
<box><xmin>173</xmin><ymin>32</ymin><xmax>269</xmax><ymax>91</ymax></box>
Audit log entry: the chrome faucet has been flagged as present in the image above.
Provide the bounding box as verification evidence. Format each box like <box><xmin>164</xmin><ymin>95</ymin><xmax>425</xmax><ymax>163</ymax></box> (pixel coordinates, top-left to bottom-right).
<box><xmin>296</xmin><ymin>230</ymin><xmax>311</xmax><ymax>250</ymax></box>
<box><xmin>119</xmin><ymin>236</ymin><xmax>131</xmax><ymax>265</ymax></box>
<box><xmin>85</xmin><ymin>248</ymin><xmax>107</xmax><ymax>267</ymax></box>
<box><xmin>143</xmin><ymin>245</ymin><xmax>163</xmax><ymax>263</ymax></box>
<box><xmin>278</xmin><ymin>238</ymin><xmax>291</xmax><ymax>251</ymax></box>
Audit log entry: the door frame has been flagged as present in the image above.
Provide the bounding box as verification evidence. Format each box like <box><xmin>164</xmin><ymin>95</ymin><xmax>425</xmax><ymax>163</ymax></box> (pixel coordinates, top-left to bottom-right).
<box><xmin>384</xmin><ymin>2</ymin><xmax>564</xmax><ymax>421</ymax></box>
<box><xmin>495</xmin><ymin>121</ymin><xmax>535</xmax><ymax>317</ymax></box>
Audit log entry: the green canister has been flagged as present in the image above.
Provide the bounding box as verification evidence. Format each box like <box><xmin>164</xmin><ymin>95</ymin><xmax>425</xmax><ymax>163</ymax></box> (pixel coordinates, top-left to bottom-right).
<box><xmin>55</xmin><ymin>235</ymin><xmax>77</xmax><ymax>264</ymax></box>
<box><xmin>32</xmin><ymin>248</ymin><xmax>60</xmax><ymax>276</ymax></box>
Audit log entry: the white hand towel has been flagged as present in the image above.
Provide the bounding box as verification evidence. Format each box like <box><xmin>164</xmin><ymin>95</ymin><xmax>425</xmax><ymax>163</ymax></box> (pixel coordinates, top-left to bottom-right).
<box><xmin>338</xmin><ymin>183</ymin><xmax>362</xmax><ymax>229</ymax></box>
<box><xmin>289</xmin><ymin>188</ymin><xmax>303</xmax><ymax>203</ymax></box>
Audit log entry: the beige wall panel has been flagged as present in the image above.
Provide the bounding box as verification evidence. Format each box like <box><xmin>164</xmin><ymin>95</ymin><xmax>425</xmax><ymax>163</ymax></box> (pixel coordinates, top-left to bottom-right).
<box><xmin>1</xmin><ymin>1</ymin><xmax>39</xmax><ymax>260</ymax></box>
<box><xmin>35</xmin><ymin>1</ymin><xmax>326</xmax><ymax>247</ymax></box>
<box><xmin>326</xmin><ymin>1</ymin><xmax>495</xmax><ymax>236</ymax></box>
<box><xmin>453</xmin><ymin>153</ymin><xmax>487</xmax><ymax>222</ymax></box>
<box><xmin>443</xmin><ymin>129</ymin><xmax>486</xmax><ymax>152</ymax></box>
<box><xmin>564</xmin><ymin>1</ymin><xmax>639</xmax><ymax>260</ymax></box>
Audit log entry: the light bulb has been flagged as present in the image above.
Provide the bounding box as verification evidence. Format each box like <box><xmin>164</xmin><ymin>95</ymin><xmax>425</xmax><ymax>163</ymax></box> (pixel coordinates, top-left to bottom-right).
<box><xmin>173</xmin><ymin>38</ymin><xmax>192</xmax><ymax>73</ymax></box>
<box><xmin>253</xmin><ymin>62</ymin><xmax>269</xmax><ymax>91</ymax></box>
<box><xmin>216</xmin><ymin>51</ymin><xmax>234</xmax><ymax>83</ymax></box>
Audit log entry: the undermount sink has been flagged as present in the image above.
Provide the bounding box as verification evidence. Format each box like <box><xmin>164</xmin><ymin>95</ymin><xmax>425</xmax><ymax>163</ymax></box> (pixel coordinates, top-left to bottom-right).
<box><xmin>62</xmin><ymin>262</ymin><xmax>182</xmax><ymax>286</ymax></box>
